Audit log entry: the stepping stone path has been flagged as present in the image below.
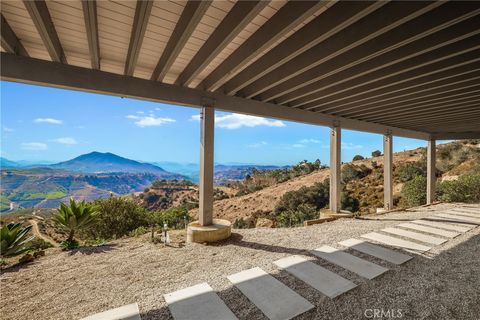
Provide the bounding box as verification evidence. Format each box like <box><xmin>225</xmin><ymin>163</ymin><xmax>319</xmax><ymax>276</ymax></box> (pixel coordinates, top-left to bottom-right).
<box><xmin>311</xmin><ymin>245</ymin><xmax>388</xmax><ymax>280</ymax></box>
<box><xmin>81</xmin><ymin>303</ymin><xmax>141</xmax><ymax>320</ymax></box>
<box><xmin>411</xmin><ymin>219</ymin><xmax>472</xmax><ymax>232</ymax></box>
<box><xmin>163</xmin><ymin>206</ymin><xmax>479</xmax><ymax>320</ymax></box>
<box><xmin>227</xmin><ymin>267</ymin><xmax>314</xmax><ymax>320</ymax></box>
<box><xmin>274</xmin><ymin>255</ymin><xmax>357</xmax><ymax>298</ymax></box>
<box><xmin>397</xmin><ymin>222</ymin><xmax>460</xmax><ymax>238</ymax></box>
<box><xmin>381</xmin><ymin>227</ymin><xmax>447</xmax><ymax>245</ymax></box>
<box><xmin>164</xmin><ymin>283</ymin><xmax>237</xmax><ymax>320</ymax></box>
<box><xmin>338</xmin><ymin>238</ymin><xmax>412</xmax><ymax>265</ymax></box>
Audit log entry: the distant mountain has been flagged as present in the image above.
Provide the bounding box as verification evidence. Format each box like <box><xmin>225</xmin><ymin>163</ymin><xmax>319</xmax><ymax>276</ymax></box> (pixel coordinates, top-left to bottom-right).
<box><xmin>51</xmin><ymin>152</ymin><xmax>184</xmax><ymax>179</ymax></box>
<box><xmin>1</xmin><ymin>157</ymin><xmax>21</xmax><ymax>168</ymax></box>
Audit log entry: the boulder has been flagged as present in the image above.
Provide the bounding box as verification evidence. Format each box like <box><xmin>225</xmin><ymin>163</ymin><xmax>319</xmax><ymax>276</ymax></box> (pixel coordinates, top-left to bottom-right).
<box><xmin>255</xmin><ymin>218</ymin><xmax>275</xmax><ymax>228</ymax></box>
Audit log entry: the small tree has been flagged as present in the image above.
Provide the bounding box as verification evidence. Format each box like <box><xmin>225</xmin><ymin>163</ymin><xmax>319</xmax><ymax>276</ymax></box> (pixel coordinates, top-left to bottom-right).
<box><xmin>53</xmin><ymin>199</ymin><xmax>99</xmax><ymax>244</ymax></box>
<box><xmin>352</xmin><ymin>155</ymin><xmax>364</xmax><ymax>161</ymax></box>
<box><xmin>0</xmin><ymin>223</ymin><xmax>34</xmax><ymax>257</ymax></box>
<box><xmin>371</xmin><ymin>150</ymin><xmax>382</xmax><ymax>157</ymax></box>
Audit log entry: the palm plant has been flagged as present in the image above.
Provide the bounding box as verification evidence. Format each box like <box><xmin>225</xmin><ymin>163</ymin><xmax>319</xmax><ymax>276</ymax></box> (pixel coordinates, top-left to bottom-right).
<box><xmin>53</xmin><ymin>198</ymin><xmax>99</xmax><ymax>243</ymax></box>
<box><xmin>0</xmin><ymin>223</ymin><xmax>34</xmax><ymax>257</ymax></box>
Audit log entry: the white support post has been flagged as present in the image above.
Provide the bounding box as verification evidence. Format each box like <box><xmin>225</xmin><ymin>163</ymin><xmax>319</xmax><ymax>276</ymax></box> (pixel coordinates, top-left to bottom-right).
<box><xmin>199</xmin><ymin>106</ymin><xmax>214</xmax><ymax>226</ymax></box>
<box><xmin>383</xmin><ymin>134</ymin><xmax>393</xmax><ymax>210</ymax></box>
<box><xmin>329</xmin><ymin>126</ymin><xmax>341</xmax><ymax>213</ymax></box>
<box><xmin>427</xmin><ymin>139</ymin><xmax>436</xmax><ymax>205</ymax></box>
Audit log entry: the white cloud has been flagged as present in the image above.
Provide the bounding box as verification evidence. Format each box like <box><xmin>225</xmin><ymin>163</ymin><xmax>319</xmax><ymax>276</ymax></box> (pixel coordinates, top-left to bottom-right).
<box><xmin>299</xmin><ymin>138</ymin><xmax>320</xmax><ymax>144</ymax></box>
<box><xmin>3</xmin><ymin>127</ymin><xmax>14</xmax><ymax>132</ymax></box>
<box><xmin>52</xmin><ymin>137</ymin><xmax>78</xmax><ymax>145</ymax></box>
<box><xmin>136</xmin><ymin>111</ymin><xmax>145</xmax><ymax>114</ymax></box>
<box><xmin>126</xmin><ymin>115</ymin><xmax>175</xmax><ymax>127</ymax></box>
<box><xmin>247</xmin><ymin>141</ymin><xmax>268</xmax><ymax>148</ymax></box>
<box><xmin>342</xmin><ymin>142</ymin><xmax>363</xmax><ymax>150</ymax></box>
<box><xmin>191</xmin><ymin>113</ymin><xmax>285</xmax><ymax>129</ymax></box>
<box><xmin>21</xmin><ymin>142</ymin><xmax>48</xmax><ymax>150</ymax></box>
<box><xmin>155</xmin><ymin>108</ymin><xmax>161</xmax><ymax>111</ymax></box>
<box><xmin>76</xmin><ymin>125</ymin><xmax>85</xmax><ymax>129</ymax></box>
<box><xmin>34</xmin><ymin>118</ymin><xmax>63</xmax><ymax>125</ymax></box>
<box><xmin>292</xmin><ymin>144</ymin><xmax>305</xmax><ymax>148</ymax></box>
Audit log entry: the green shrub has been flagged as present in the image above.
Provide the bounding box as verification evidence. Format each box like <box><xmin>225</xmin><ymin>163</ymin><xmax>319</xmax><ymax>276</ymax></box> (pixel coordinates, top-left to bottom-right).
<box><xmin>341</xmin><ymin>192</ymin><xmax>360</xmax><ymax>212</ymax></box>
<box><xmin>439</xmin><ymin>173</ymin><xmax>480</xmax><ymax>203</ymax></box>
<box><xmin>129</xmin><ymin>226</ymin><xmax>148</xmax><ymax>237</ymax></box>
<box><xmin>60</xmin><ymin>239</ymin><xmax>79</xmax><ymax>250</ymax></box>
<box><xmin>401</xmin><ymin>176</ymin><xmax>427</xmax><ymax>207</ymax></box>
<box><xmin>88</xmin><ymin>197</ymin><xmax>149</xmax><ymax>239</ymax></box>
<box><xmin>398</xmin><ymin>162</ymin><xmax>425</xmax><ymax>182</ymax></box>
<box><xmin>273</xmin><ymin>181</ymin><xmax>329</xmax><ymax>227</ymax></box>
<box><xmin>25</xmin><ymin>238</ymin><xmax>53</xmax><ymax>251</ymax></box>
<box><xmin>341</xmin><ymin>164</ymin><xmax>371</xmax><ymax>184</ymax></box>
<box><xmin>151</xmin><ymin>206</ymin><xmax>189</xmax><ymax>229</ymax></box>
<box><xmin>352</xmin><ymin>155</ymin><xmax>364</xmax><ymax>161</ymax></box>
<box><xmin>0</xmin><ymin>223</ymin><xmax>34</xmax><ymax>257</ymax></box>
<box><xmin>371</xmin><ymin>150</ymin><xmax>382</xmax><ymax>157</ymax></box>
<box><xmin>53</xmin><ymin>198</ymin><xmax>99</xmax><ymax>242</ymax></box>
<box><xmin>233</xmin><ymin>217</ymin><xmax>252</xmax><ymax>229</ymax></box>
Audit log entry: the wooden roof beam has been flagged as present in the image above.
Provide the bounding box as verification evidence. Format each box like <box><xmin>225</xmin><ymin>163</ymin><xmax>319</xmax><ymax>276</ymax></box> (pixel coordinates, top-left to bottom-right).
<box><xmin>1</xmin><ymin>14</ymin><xmax>29</xmax><ymax>56</ymax></box>
<box><xmin>220</xmin><ymin>1</ymin><xmax>384</xmax><ymax>95</ymax></box>
<box><xmin>151</xmin><ymin>1</ymin><xmax>211</xmax><ymax>82</ymax></box>
<box><xmin>124</xmin><ymin>0</ymin><xmax>153</xmax><ymax>76</ymax></box>
<box><xmin>198</xmin><ymin>1</ymin><xmax>328</xmax><ymax>92</ymax></box>
<box><xmin>23</xmin><ymin>0</ymin><xmax>66</xmax><ymax>63</ymax></box>
<box><xmin>175</xmin><ymin>1</ymin><xmax>268</xmax><ymax>87</ymax></box>
<box><xmin>81</xmin><ymin>0</ymin><xmax>100</xmax><ymax>70</ymax></box>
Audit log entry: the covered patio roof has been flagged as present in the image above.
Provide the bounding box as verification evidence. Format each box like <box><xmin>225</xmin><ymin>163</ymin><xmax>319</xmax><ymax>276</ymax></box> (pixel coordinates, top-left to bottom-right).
<box><xmin>1</xmin><ymin>0</ymin><xmax>479</xmax><ymax>140</ymax></box>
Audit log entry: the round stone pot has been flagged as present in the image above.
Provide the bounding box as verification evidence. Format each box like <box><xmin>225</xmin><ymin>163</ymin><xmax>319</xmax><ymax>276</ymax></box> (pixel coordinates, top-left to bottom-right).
<box><xmin>187</xmin><ymin>219</ymin><xmax>232</xmax><ymax>243</ymax></box>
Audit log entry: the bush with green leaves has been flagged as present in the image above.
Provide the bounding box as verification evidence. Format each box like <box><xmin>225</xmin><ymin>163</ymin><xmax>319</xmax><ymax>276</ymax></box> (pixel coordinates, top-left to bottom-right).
<box><xmin>438</xmin><ymin>173</ymin><xmax>480</xmax><ymax>203</ymax></box>
<box><xmin>25</xmin><ymin>237</ymin><xmax>53</xmax><ymax>252</ymax></box>
<box><xmin>371</xmin><ymin>150</ymin><xmax>382</xmax><ymax>157</ymax></box>
<box><xmin>341</xmin><ymin>192</ymin><xmax>360</xmax><ymax>213</ymax></box>
<box><xmin>150</xmin><ymin>206</ymin><xmax>189</xmax><ymax>229</ymax></box>
<box><xmin>60</xmin><ymin>239</ymin><xmax>79</xmax><ymax>250</ymax></box>
<box><xmin>341</xmin><ymin>164</ymin><xmax>372</xmax><ymax>184</ymax></box>
<box><xmin>88</xmin><ymin>197</ymin><xmax>149</xmax><ymax>239</ymax></box>
<box><xmin>0</xmin><ymin>223</ymin><xmax>34</xmax><ymax>257</ymax></box>
<box><xmin>53</xmin><ymin>198</ymin><xmax>99</xmax><ymax>243</ymax></box>
<box><xmin>401</xmin><ymin>176</ymin><xmax>427</xmax><ymax>207</ymax></box>
<box><xmin>274</xmin><ymin>181</ymin><xmax>329</xmax><ymax>227</ymax></box>
<box><xmin>398</xmin><ymin>162</ymin><xmax>425</xmax><ymax>182</ymax></box>
<box><xmin>352</xmin><ymin>155</ymin><xmax>365</xmax><ymax>161</ymax></box>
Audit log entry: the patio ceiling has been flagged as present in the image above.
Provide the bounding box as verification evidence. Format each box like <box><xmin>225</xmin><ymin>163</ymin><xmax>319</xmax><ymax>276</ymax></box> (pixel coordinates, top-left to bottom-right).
<box><xmin>1</xmin><ymin>0</ymin><xmax>480</xmax><ymax>140</ymax></box>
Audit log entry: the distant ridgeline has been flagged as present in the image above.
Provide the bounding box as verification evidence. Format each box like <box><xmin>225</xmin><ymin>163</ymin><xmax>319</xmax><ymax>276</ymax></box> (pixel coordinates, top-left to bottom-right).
<box><xmin>0</xmin><ymin>152</ymin><xmax>185</xmax><ymax>212</ymax></box>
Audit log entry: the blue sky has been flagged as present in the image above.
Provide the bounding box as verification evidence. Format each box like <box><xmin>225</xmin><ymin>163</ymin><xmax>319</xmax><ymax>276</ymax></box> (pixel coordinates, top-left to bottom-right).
<box><xmin>1</xmin><ymin>81</ymin><xmax>428</xmax><ymax>165</ymax></box>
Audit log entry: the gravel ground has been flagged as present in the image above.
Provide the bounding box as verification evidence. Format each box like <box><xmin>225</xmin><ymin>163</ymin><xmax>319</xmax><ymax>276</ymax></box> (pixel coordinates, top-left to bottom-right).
<box><xmin>1</xmin><ymin>203</ymin><xmax>479</xmax><ymax>320</ymax></box>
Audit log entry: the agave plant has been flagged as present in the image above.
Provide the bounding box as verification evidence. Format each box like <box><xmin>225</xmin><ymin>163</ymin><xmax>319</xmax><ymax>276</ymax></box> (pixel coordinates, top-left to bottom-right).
<box><xmin>0</xmin><ymin>223</ymin><xmax>34</xmax><ymax>257</ymax></box>
<box><xmin>53</xmin><ymin>198</ymin><xmax>99</xmax><ymax>242</ymax></box>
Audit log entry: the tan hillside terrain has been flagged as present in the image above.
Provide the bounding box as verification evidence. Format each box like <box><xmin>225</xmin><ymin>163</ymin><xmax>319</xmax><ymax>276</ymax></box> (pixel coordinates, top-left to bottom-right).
<box><xmin>190</xmin><ymin>148</ymin><xmax>426</xmax><ymax>221</ymax></box>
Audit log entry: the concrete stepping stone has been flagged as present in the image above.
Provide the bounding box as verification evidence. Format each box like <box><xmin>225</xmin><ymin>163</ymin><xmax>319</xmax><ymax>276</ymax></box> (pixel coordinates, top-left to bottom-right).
<box><xmin>164</xmin><ymin>283</ymin><xmax>237</xmax><ymax>320</ymax></box>
<box><xmin>397</xmin><ymin>223</ymin><xmax>460</xmax><ymax>238</ymax></box>
<box><xmin>274</xmin><ymin>255</ymin><xmax>357</xmax><ymax>298</ymax></box>
<box><xmin>338</xmin><ymin>238</ymin><xmax>412</xmax><ymax>265</ymax></box>
<box><xmin>412</xmin><ymin>219</ymin><xmax>472</xmax><ymax>232</ymax></box>
<box><xmin>446</xmin><ymin>211</ymin><xmax>480</xmax><ymax>219</ymax></box>
<box><xmin>81</xmin><ymin>303</ymin><xmax>141</xmax><ymax>320</ymax></box>
<box><xmin>311</xmin><ymin>245</ymin><xmax>388</xmax><ymax>280</ymax></box>
<box><xmin>435</xmin><ymin>213</ymin><xmax>480</xmax><ymax>225</ymax></box>
<box><xmin>452</xmin><ymin>208</ymin><xmax>480</xmax><ymax>215</ymax></box>
<box><xmin>227</xmin><ymin>267</ymin><xmax>313</xmax><ymax>320</ymax></box>
<box><xmin>361</xmin><ymin>232</ymin><xmax>431</xmax><ymax>253</ymax></box>
<box><xmin>381</xmin><ymin>227</ymin><xmax>447</xmax><ymax>245</ymax></box>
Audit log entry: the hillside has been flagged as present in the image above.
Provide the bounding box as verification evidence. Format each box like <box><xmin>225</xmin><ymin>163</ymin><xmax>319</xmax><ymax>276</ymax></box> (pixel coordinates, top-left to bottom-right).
<box><xmin>190</xmin><ymin>141</ymin><xmax>479</xmax><ymax>223</ymax></box>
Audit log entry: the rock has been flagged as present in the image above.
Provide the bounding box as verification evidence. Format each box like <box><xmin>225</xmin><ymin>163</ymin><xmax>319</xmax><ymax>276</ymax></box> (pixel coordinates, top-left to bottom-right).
<box><xmin>256</xmin><ymin>218</ymin><xmax>275</xmax><ymax>228</ymax></box>
<box><xmin>33</xmin><ymin>250</ymin><xmax>45</xmax><ymax>258</ymax></box>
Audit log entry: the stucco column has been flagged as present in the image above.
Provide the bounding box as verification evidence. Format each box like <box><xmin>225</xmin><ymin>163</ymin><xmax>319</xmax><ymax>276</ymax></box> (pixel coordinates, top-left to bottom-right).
<box><xmin>383</xmin><ymin>134</ymin><xmax>393</xmax><ymax>210</ymax></box>
<box><xmin>427</xmin><ymin>139</ymin><xmax>436</xmax><ymax>205</ymax></box>
<box><xmin>329</xmin><ymin>126</ymin><xmax>341</xmax><ymax>213</ymax></box>
<box><xmin>199</xmin><ymin>106</ymin><xmax>214</xmax><ymax>226</ymax></box>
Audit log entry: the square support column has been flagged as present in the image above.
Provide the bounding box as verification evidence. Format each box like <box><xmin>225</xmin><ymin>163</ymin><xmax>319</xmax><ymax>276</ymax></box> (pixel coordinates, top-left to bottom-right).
<box><xmin>383</xmin><ymin>134</ymin><xmax>393</xmax><ymax>210</ymax></box>
<box><xmin>329</xmin><ymin>126</ymin><xmax>341</xmax><ymax>213</ymax></box>
<box><xmin>199</xmin><ymin>106</ymin><xmax>214</xmax><ymax>226</ymax></box>
<box><xmin>427</xmin><ymin>139</ymin><xmax>436</xmax><ymax>205</ymax></box>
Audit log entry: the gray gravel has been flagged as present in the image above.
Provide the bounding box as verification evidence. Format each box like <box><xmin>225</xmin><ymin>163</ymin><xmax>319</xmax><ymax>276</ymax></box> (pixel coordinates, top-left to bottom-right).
<box><xmin>0</xmin><ymin>203</ymin><xmax>479</xmax><ymax>320</ymax></box>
